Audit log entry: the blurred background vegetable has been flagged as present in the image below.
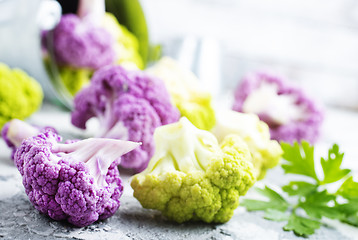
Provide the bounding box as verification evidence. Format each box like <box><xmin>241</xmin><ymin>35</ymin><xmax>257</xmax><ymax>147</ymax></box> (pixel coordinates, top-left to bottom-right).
<box><xmin>147</xmin><ymin>57</ymin><xmax>216</xmax><ymax>131</ymax></box>
<box><xmin>0</xmin><ymin>63</ymin><xmax>43</xmax><ymax>130</ymax></box>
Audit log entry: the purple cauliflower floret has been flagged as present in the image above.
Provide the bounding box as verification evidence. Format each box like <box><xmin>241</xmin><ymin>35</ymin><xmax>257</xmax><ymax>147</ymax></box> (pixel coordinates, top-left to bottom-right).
<box><xmin>14</xmin><ymin>129</ymin><xmax>139</xmax><ymax>227</ymax></box>
<box><xmin>2</xmin><ymin>119</ymin><xmax>57</xmax><ymax>160</ymax></box>
<box><xmin>71</xmin><ymin>65</ymin><xmax>180</xmax><ymax>172</ymax></box>
<box><xmin>233</xmin><ymin>72</ymin><xmax>324</xmax><ymax>143</ymax></box>
<box><xmin>49</xmin><ymin>14</ymin><xmax>115</xmax><ymax>69</ymax></box>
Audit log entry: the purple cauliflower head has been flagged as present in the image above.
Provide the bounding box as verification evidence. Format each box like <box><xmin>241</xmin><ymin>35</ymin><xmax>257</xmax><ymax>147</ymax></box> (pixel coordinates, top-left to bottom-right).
<box><xmin>2</xmin><ymin>119</ymin><xmax>57</xmax><ymax>160</ymax></box>
<box><xmin>233</xmin><ymin>72</ymin><xmax>324</xmax><ymax>143</ymax></box>
<box><xmin>49</xmin><ymin>14</ymin><xmax>116</xmax><ymax>69</ymax></box>
<box><xmin>15</xmin><ymin>130</ymin><xmax>139</xmax><ymax>227</ymax></box>
<box><xmin>71</xmin><ymin>65</ymin><xmax>180</xmax><ymax>172</ymax></box>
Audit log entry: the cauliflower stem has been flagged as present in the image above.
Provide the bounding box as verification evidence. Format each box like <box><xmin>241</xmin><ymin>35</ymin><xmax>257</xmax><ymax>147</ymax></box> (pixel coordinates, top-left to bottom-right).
<box><xmin>52</xmin><ymin>138</ymin><xmax>140</xmax><ymax>186</ymax></box>
<box><xmin>2</xmin><ymin>119</ymin><xmax>58</xmax><ymax>160</ymax></box>
<box><xmin>4</xmin><ymin>119</ymin><xmax>39</xmax><ymax>148</ymax></box>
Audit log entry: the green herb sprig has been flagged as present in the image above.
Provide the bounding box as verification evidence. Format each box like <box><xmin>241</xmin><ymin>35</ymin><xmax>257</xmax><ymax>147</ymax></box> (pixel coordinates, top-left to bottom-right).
<box><xmin>242</xmin><ymin>141</ymin><xmax>358</xmax><ymax>237</ymax></box>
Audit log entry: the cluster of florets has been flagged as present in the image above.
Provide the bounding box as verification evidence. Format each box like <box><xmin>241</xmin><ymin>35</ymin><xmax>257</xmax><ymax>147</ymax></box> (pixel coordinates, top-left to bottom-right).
<box><xmin>233</xmin><ymin>72</ymin><xmax>324</xmax><ymax>143</ymax></box>
<box><xmin>71</xmin><ymin>65</ymin><xmax>180</xmax><ymax>172</ymax></box>
<box><xmin>4</xmin><ymin>119</ymin><xmax>138</xmax><ymax>227</ymax></box>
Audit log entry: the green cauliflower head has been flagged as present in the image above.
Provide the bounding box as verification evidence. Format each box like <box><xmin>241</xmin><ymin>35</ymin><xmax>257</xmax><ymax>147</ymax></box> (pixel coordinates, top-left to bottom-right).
<box><xmin>146</xmin><ymin>57</ymin><xmax>216</xmax><ymax>130</ymax></box>
<box><xmin>102</xmin><ymin>12</ymin><xmax>144</xmax><ymax>70</ymax></box>
<box><xmin>131</xmin><ymin>117</ymin><xmax>256</xmax><ymax>223</ymax></box>
<box><xmin>212</xmin><ymin>110</ymin><xmax>283</xmax><ymax>180</ymax></box>
<box><xmin>0</xmin><ymin>63</ymin><xmax>43</xmax><ymax>129</ymax></box>
<box><xmin>58</xmin><ymin>66</ymin><xmax>92</xmax><ymax>96</ymax></box>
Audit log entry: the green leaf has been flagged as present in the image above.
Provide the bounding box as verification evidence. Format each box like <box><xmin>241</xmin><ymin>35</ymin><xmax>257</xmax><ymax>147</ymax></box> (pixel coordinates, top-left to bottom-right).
<box><xmin>242</xmin><ymin>143</ymin><xmax>357</xmax><ymax>237</ymax></box>
<box><xmin>304</xmin><ymin>190</ymin><xmax>335</xmax><ymax>204</ymax></box>
<box><xmin>320</xmin><ymin>144</ymin><xmax>350</xmax><ymax>184</ymax></box>
<box><xmin>283</xmin><ymin>214</ymin><xmax>321</xmax><ymax>236</ymax></box>
<box><xmin>105</xmin><ymin>0</ymin><xmax>149</xmax><ymax>65</ymax></box>
<box><xmin>281</xmin><ymin>141</ymin><xmax>318</xmax><ymax>181</ymax></box>
<box><xmin>338</xmin><ymin>203</ymin><xmax>358</xmax><ymax>214</ymax></box>
<box><xmin>241</xmin><ymin>186</ymin><xmax>289</xmax><ymax>211</ymax></box>
<box><xmin>301</xmin><ymin>204</ymin><xmax>343</xmax><ymax>220</ymax></box>
<box><xmin>337</xmin><ymin>199</ymin><xmax>358</xmax><ymax>219</ymax></box>
<box><xmin>148</xmin><ymin>44</ymin><xmax>162</xmax><ymax>62</ymax></box>
<box><xmin>337</xmin><ymin>178</ymin><xmax>358</xmax><ymax>225</ymax></box>
<box><xmin>282</xmin><ymin>181</ymin><xmax>317</xmax><ymax>196</ymax></box>
<box><xmin>341</xmin><ymin>213</ymin><xmax>358</xmax><ymax>227</ymax></box>
<box><xmin>264</xmin><ymin>209</ymin><xmax>289</xmax><ymax>222</ymax></box>
<box><xmin>300</xmin><ymin>190</ymin><xmax>343</xmax><ymax>220</ymax></box>
<box><xmin>338</xmin><ymin>176</ymin><xmax>358</xmax><ymax>199</ymax></box>
<box><xmin>337</xmin><ymin>198</ymin><xmax>358</xmax><ymax>214</ymax></box>
<box><xmin>336</xmin><ymin>197</ymin><xmax>358</xmax><ymax>226</ymax></box>
<box><xmin>299</xmin><ymin>190</ymin><xmax>344</xmax><ymax>219</ymax></box>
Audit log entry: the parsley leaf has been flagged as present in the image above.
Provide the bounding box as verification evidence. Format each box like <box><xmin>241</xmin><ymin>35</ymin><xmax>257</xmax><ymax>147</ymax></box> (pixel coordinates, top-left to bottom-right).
<box><xmin>320</xmin><ymin>144</ymin><xmax>350</xmax><ymax>184</ymax></box>
<box><xmin>338</xmin><ymin>200</ymin><xmax>358</xmax><ymax>214</ymax></box>
<box><xmin>264</xmin><ymin>209</ymin><xmax>289</xmax><ymax>222</ymax></box>
<box><xmin>299</xmin><ymin>190</ymin><xmax>343</xmax><ymax>219</ymax></box>
<box><xmin>337</xmin><ymin>199</ymin><xmax>358</xmax><ymax>224</ymax></box>
<box><xmin>282</xmin><ymin>181</ymin><xmax>316</xmax><ymax>196</ymax></box>
<box><xmin>241</xmin><ymin>186</ymin><xmax>289</xmax><ymax>211</ymax></box>
<box><xmin>338</xmin><ymin>176</ymin><xmax>358</xmax><ymax>199</ymax></box>
<box><xmin>283</xmin><ymin>214</ymin><xmax>321</xmax><ymax>237</ymax></box>
<box><xmin>281</xmin><ymin>141</ymin><xmax>318</xmax><ymax>181</ymax></box>
<box><xmin>341</xmin><ymin>213</ymin><xmax>358</xmax><ymax>227</ymax></box>
<box><xmin>336</xmin><ymin>176</ymin><xmax>358</xmax><ymax>225</ymax></box>
<box><xmin>242</xmin><ymin>142</ymin><xmax>358</xmax><ymax>237</ymax></box>
<box><xmin>336</xmin><ymin>195</ymin><xmax>358</xmax><ymax>226</ymax></box>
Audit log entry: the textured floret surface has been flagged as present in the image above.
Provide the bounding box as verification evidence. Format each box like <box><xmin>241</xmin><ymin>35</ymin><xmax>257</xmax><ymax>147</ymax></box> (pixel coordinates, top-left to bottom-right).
<box><xmin>71</xmin><ymin>65</ymin><xmax>180</xmax><ymax>172</ymax></box>
<box><xmin>50</xmin><ymin>14</ymin><xmax>116</xmax><ymax>69</ymax></box>
<box><xmin>131</xmin><ymin>118</ymin><xmax>256</xmax><ymax>223</ymax></box>
<box><xmin>14</xmin><ymin>131</ymin><xmax>124</xmax><ymax>227</ymax></box>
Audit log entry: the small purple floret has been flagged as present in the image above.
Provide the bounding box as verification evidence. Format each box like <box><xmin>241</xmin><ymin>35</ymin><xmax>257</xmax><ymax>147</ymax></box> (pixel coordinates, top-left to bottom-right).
<box><xmin>233</xmin><ymin>72</ymin><xmax>324</xmax><ymax>143</ymax></box>
<box><xmin>71</xmin><ymin>65</ymin><xmax>180</xmax><ymax>172</ymax></box>
<box><xmin>49</xmin><ymin>14</ymin><xmax>115</xmax><ymax>69</ymax></box>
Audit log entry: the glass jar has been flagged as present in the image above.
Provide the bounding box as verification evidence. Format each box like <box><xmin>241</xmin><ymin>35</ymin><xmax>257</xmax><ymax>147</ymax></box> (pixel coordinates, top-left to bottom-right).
<box><xmin>0</xmin><ymin>0</ymin><xmax>149</xmax><ymax>109</ymax></box>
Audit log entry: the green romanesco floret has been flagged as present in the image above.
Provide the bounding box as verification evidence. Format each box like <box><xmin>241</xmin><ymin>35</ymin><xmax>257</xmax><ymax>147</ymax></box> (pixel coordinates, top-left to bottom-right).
<box><xmin>59</xmin><ymin>66</ymin><xmax>92</xmax><ymax>96</ymax></box>
<box><xmin>0</xmin><ymin>63</ymin><xmax>43</xmax><ymax>129</ymax></box>
<box><xmin>131</xmin><ymin>117</ymin><xmax>256</xmax><ymax>223</ymax></box>
<box><xmin>147</xmin><ymin>57</ymin><xmax>216</xmax><ymax>130</ymax></box>
<box><xmin>212</xmin><ymin>110</ymin><xmax>283</xmax><ymax>180</ymax></box>
<box><xmin>102</xmin><ymin>12</ymin><xmax>143</xmax><ymax>70</ymax></box>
